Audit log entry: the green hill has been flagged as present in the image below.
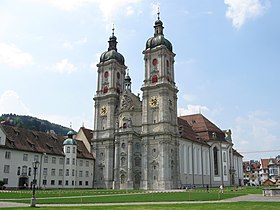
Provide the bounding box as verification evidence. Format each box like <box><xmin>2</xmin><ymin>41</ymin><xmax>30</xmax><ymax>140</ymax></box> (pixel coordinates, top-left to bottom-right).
<box><xmin>0</xmin><ymin>114</ymin><xmax>76</xmax><ymax>136</ymax></box>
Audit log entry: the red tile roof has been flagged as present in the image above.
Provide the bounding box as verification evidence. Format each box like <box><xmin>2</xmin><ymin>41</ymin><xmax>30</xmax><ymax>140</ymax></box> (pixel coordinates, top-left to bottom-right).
<box><xmin>261</xmin><ymin>159</ymin><xmax>269</xmax><ymax>169</ymax></box>
<box><xmin>179</xmin><ymin>114</ymin><xmax>225</xmax><ymax>141</ymax></box>
<box><xmin>0</xmin><ymin>124</ymin><xmax>93</xmax><ymax>160</ymax></box>
<box><xmin>177</xmin><ymin>117</ymin><xmax>208</xmax><ymax>145</ymax></box>
<box><xmin>80</xmin><ymin>127</ymin><xmax>93</xmax><ymax>142</ymax></box>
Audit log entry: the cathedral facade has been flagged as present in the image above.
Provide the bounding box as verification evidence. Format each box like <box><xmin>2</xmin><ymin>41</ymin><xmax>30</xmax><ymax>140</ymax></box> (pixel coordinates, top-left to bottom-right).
<box><xmin>92</xmin><ymin>15</ymin><xmax>243</xmax><ymax>190</ymax></box>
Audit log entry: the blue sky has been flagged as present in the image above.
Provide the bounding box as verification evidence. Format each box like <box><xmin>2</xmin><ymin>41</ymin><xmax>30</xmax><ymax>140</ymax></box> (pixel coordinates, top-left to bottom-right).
<box><xmin>0</xmin><ymin>0</ymin><xmax>279</xmax><ymax>161</ymax></box>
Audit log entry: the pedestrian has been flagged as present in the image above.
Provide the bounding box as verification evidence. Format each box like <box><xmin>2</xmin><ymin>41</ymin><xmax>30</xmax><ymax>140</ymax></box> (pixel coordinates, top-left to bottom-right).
<box><xmin>206</xmin><ymin>184</ymin><xmax>209</xmax><ymax>193</ymax></box>
<box><xmin>219</xmin><ymin>185</ymin><xmax>224</xmax><ymax>194</ymax></box>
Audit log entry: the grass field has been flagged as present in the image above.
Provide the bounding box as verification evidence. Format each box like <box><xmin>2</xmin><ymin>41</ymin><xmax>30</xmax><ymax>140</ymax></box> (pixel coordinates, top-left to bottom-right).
<box><xmin>4</xmin><ymin>202</ymin><xmax>280</xmax><ymax>210</ymax></box>
<box><xmin>1</xmin><ymin>187</ymin><xmax>279</xmax><ymax>209</ymax></box>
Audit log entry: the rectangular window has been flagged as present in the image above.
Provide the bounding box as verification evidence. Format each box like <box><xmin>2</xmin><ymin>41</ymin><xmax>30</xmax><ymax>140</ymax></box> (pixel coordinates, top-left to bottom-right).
<box><xmin>65</xmin><ymin>180</ymin><xmax>69</xmax><ymax>186</ymax></box>
<box><xmin>51</xmin><ymin>180</ymin><xmax>55</xmax><ymax>185</ymax></box>
<box><xmin>59</xmin><ymin>169</ymin><xmax>63</xmax><ymax>176</ymax></box>
<box><xmin>79</xmin><ymin>181</ymin><xmax>82</xmax><ymax>186</ymax></box>
<box><xmin>43</xmin><ymin>179</ymin><xmax>47</xmax><ymax>186</ymax></box>
<box><xmin>72</xmin><ymin>169</ymin><xmax>75</xmax><ymax>176</ymax></box>
<box><xmin>44</xmin><ymin>156</ymin><xmax>48</xmax><ymax>163</ymax></box>
<box><xmin>22</xmin><ymin>166</ymin><xmax>27</xmax><ymax>176</ymax></box>
<box><xmin>52</xmin><ymin>157</ymin><xmax>56</xmax><ymax>164</ymax></box>
<box><xmin>72</xmin><ymin>180</ymin><xmax>75</xmax><ymax>186</ymax></box>
<box><xmin>34</xmin><ymin>155</ymin><xmax>39</xmax><ymax>161</ymax></box>
<box><xmin>66</xmin><ymin>147</ymin><xmax>70</xmax><ymax>153</ymax></box>
<box><xmin>79</xmin><ymin>160</ymin><xmax>83</xmax><ymax>166</ymax></box>
<box><xmin>72</xmin><ymin>158</ymin><xmax>75</xmax><ymax>165</ymax></box>
<box><xmin>5</xmin><ymin>151</ymin><xmax>11</xmax><ymax>159</ymax></box>
<box><xmin>85</xmin><ymin>171</ymin><xmax>89</xmax><ymax>177</ymax></box>
<box><xmin>72</xmin><ymin>147</ymin><xmax>75</xmax><ymax>153</ymax></box>
<box><xmin>28</xmin><ymin>167</ymin><xmax>31</xmax><ymax>176</ymax></box>
<box><xmin>79</xmin><ymin>171</ymin><xmax>83</xmax><ymax>177</ymax></box>
<box><xmin>66</xmin><ymin>158</ymin><xmax>70</xmax><ymax>165</ymax></box>
<box><xmin>59</xmin><ymin>158</ymin><xmax>64</xmax><ymax>165</ymax></box>
<box><xmin>51</xmin><ymin>169</ymin><xmax>55</xmax><ymax>176</ymax></box>
<box><xmin>66</xmin><ymin>169</ymin><xmax>69</xmax><ymax>176</ymax></box>
<box><xmin>86</xmin><ymin>161</ymin><xmax>89</xmax><ymax>167</ymax></box>
<box><xmin>4</xmin><ymin>165</ymin><xmax>10</xmax><ymax>173</ymax></box>
<box><xmin>43</xmin><ymin>168</ymin><xmax>48</xmax><ymax>175</ymax></box>
<box><xmin>3</xmin><ymin>178</ymin><xmax>8</xmax><ymax>184</ymax></box>
<box><xmin>23</xmin><ymin>154</ymin><xmax>28</xmax><ymax>161</ymax></box>
<box><xmin>58</xmin><ymin>180</ymin><xmax>62</xmax><ymax>185</ymax></box>
<box><xmin>85</xmin><ymin>181</ymin><xmax>88</xmax><ymax>186</ymax></box>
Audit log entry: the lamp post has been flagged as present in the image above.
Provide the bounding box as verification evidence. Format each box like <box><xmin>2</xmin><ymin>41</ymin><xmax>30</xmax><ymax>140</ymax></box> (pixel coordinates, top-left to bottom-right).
<box><xmin>30</xmin><ymin>160</ymin><xmax>40</xmax><ymax>207</ymax></box>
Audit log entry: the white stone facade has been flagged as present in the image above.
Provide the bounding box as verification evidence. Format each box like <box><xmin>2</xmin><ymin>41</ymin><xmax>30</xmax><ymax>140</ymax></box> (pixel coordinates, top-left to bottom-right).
<box><xmin>92</xmin><ymin>16</ymin><xmax>244</xmax><ymax>190</ymax></box>
<box><xmin>0</xmin><ymin>125</ymin><xmax>94</xmax><ymax>189</ymax></box>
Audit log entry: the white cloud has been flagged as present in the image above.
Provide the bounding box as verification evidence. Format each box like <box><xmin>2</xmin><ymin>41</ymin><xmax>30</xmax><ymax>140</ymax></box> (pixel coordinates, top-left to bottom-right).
<box><xmin>233</xmin><ymin>111</ymin><xmax>279</xmax><ymax>160</ymax></box>
<box><xmin>0</xmin><ymin>90</ymin><xmax>30</xmax><ymax>115</ymax></box>
<box><xmin>0</xmin><ymin>42</ymin><xmax>33</xmax><ymax>68</ymax></box>
<box><xmin>224</xmin><ymin>0</ymin><xmax>270</xmax><ymax>29</ymax></box>
<box><xmin>53</xmin><ymin>59</ymin><xmax>76</xmax><ymax>74</ymax></box>
<box><xmin>126</xmin><ymin>6</ymin><xmax>135</xmax><ymax>16</ymax></box>
<box><xmin>63</xmin><ymin>37</ymin><xmax>87</xmax><ymax>49</ymax></box>
<box><xmin>178</xmin><ymin>105</ymin><xmax>209</xmax><ymax>116</ymax></box>
<box><xmin>44</xmin><ymin>0</ymin><xmax>142</xmax><ymax>22</ymax></box>
<box><xmin>97</xmin><ymin>0</ymin><xmax>142</xmax><ymax>22</ymax></box>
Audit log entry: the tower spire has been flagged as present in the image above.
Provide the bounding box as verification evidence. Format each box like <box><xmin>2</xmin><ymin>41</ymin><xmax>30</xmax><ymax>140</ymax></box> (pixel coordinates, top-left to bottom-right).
<box><xmin>108</xmin><ymin>24</ymin><xmax>117</xmax><ymax>51</ymax></box>
<box><xmin>124</xmin><ymin>68</ymin><xmax>132</xmax><ymax>92</ymax></box>
<box><xmin>157</xmin><ymin>3</ymin><xmax>160</xmax><ymax>20</ymax></box>
<box><xmin>112</xmin><ymin>23</ymin><xmax>115</xmax><ymax>36</ymax></box>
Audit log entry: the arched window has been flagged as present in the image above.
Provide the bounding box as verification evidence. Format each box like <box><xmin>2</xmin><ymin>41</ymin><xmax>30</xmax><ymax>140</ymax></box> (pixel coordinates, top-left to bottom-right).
<box><xmin>104</xmin><ymin>71</ymin><xmax>109</xmax><ymax>78</ymax></box>
<box><xmin>152</xmin><ymin>58</ymin><xmax>158</xmax><ymax>66</ymax></box>
<box><xmin>213</xmin><ymin>147</ymin><xmax>219</xmax><ymax>176</ymax></box>
<box><xmin>151</xmin><ymin>75</ymin><xmax>158</xmax><ymax>83</ymax></box>
<box><xmin>121</xmin><ymin>157</ymin><xmax>125</xmax><ymax>166</ymax></box>
<box><xmin>22</xmin><ymin>166</ymin><xmax>27</xmax><ymax>176</ymax></box>
<box><xmin>103</xmin><ymin>85</ymin><xmax>108</xmax><ymax>94</ymax></box>
<box><xmin>166</xmin><ymin>60</ymin><xmax>169</xmax><ymax>67</ymax></box>
<box><xmin>17</xmin><ymin>167</ymin><xmax>21</xmax><ymax>175</ymax></box>
<box><xmin>121</xmin><ymin>174</ymin><xmax>125</xmax><ymax>184</ymax></box>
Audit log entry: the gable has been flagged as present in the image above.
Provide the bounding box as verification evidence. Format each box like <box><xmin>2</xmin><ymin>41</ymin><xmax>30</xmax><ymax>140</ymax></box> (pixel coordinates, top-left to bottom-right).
<box><xmin>0</xmin><ymin>124</ymin><xmax>6</xmax><ymax>145</ymax></box>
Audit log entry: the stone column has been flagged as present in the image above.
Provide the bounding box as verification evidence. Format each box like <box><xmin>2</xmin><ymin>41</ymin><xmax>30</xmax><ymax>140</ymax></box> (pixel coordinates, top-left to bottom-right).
<box><xmin>127</xmin><ymin>139</ymin><xmax>133</xmax><ymax>189</ymax></box>
<box><xmin>113</xmin><ymin>139</ymin><xmax>120</xmax><ymax>189</ymax></box>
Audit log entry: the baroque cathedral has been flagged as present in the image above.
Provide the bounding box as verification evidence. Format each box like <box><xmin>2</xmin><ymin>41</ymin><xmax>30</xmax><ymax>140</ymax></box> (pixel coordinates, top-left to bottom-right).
<box><xmin>92</xmin><ymin>13</ymin><xmax>243</xmax><ymax>190</ymax></box>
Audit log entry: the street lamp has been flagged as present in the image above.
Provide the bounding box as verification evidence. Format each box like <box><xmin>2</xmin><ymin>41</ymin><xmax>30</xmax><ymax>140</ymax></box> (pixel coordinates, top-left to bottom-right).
<box><xmin>30</xmin><ymin>160</ymin><xmax>40</xmax><ymax>207</ymax></box>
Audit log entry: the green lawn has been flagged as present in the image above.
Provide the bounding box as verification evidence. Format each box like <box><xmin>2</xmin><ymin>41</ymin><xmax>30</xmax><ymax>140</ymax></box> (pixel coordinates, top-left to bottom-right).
<box><xmin>0</xmin><ymin>187</ymin><xmax>254</xmax><ymax>204</ymax></box>
<box><xmin>1</xmin><ymin>191</ymin><xmax>246</xmax><ymax>204</ymax></box>
<box><xmin>0</xmin><ymin>189</ymin><xmax>143</xmax><ymax>199</ymax></box>
<box><xmin>1</xmin><ymin>187</ymin><xmax>279</xmax><ymax>210</ymax></box>
<box><xmin>4</xmin><ymin>202</ymin><xmax>280</xmax><ymax>210</ymax></box>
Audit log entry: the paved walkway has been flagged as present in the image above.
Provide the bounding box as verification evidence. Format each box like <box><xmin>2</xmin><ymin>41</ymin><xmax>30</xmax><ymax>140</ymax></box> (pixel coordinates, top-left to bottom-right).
<box><xmin>0</xmin><ymin>194</ymin><xmax>279</xmax><ymax>208</ymax></box>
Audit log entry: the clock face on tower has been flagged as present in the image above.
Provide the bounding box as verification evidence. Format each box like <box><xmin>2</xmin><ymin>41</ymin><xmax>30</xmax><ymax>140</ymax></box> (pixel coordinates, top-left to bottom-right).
<box><xmin>100</xmin><ymin>106</ymin><xmax>108</xmax><ymax>116</ymax></box>
<box><xmin>149</xmin><ymin>96</ymin><xmax>159</xmax><ymax>108</ymax></box>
